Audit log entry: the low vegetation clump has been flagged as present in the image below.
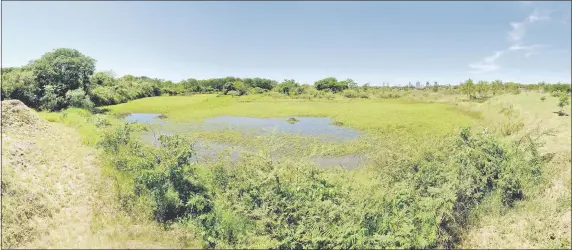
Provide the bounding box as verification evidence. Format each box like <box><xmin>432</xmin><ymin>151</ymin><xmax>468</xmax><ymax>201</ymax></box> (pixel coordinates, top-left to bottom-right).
<box><xmin>286</xmin><ymin>117</ymin><xmax>300</xmax><ymax>124</ymax></box>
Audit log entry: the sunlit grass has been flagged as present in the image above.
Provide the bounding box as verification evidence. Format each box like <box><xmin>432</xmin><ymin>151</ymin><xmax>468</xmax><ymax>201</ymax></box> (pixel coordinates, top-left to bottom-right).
<box><xmin>106</xmin><ymin>94</ymin><xmax>480</xmax><ymax>140</ymax></box>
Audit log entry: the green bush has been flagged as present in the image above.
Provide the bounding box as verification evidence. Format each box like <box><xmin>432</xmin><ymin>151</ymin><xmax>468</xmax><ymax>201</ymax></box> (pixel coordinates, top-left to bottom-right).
<box><xmin>65</xmin><ymin>88</ymin><xmax>94</xmax><ymax>109</ymax></box>
<box><xmin>39</xmin><ymin>85</ymin><xmax>65</xmax><ymax>111</ymax></box>
<box><xmin>1</xmin><ymin>69</ymin><xmax>39</xmax><ymax>106</ymax></box>
<box><xmin>342</xmin><ymin>89</ymin><xmax>369</xmax><ymax>99</ymax></box>
<box><xmin>95</xmin><ymin>123</ymin><xmax>544</xmax><ymax>249</ymax></box>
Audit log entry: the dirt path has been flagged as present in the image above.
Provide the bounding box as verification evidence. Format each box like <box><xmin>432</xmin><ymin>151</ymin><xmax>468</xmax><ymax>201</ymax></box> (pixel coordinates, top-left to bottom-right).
<box><xmin>1</xmin><ymin>100</ymin><xmax>195</xmax><ymax>249</ymax></box>
<box><xmin>1</xmin><ymin>100</ymin><xmax>100</xmax><ymax>248</ymax></box>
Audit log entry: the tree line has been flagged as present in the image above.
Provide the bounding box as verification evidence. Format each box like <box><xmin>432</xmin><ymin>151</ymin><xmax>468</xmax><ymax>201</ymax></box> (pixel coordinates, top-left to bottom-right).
<box><xmin>2</xmin><ymin>48</ymin><xmax>570</xmax><ymax>111</ymax></box>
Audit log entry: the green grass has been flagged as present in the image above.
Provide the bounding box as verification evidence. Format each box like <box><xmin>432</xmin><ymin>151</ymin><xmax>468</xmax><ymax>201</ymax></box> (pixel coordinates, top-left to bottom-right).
<box><xmin>107</xmin><ymin>94</ymin><xmax>479</xmax><ymax>140</ymax></box>
<box><xmin>458</xmin><ymin>92</ymin><xmax>572</xmax><ymax>249</ymax></box>
<box><xmin>106</xmin><ymin>94</ymin><xmax>482</xmax><ymax>168</ymax></box>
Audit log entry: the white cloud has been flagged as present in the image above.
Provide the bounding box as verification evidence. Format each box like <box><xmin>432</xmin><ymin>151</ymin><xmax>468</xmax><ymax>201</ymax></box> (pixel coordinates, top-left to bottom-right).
<box><xmin>484</xmin><ymin>51</ymin><xmax>504</xmax><ymax>63</ymax></box>
<box><xmin>469</xmin><ymin>62</ymin><xmax>500</xmax><ymax>74</ymax></box>
<box><xmin>527</xmin><ymin>9</ymin><xmax>552</xmax><ymax>23</ymax></box>
<box><xmin>508</xmin><ymin>22</ymin><xmax>526</xmax><ymax>42</ymax></box>
<box><xmin>508</xmin><ymin>43</ymin><xmax>544</xmax><ymax>51</ymax></box>
<box><xmin>469</xmin><ymin>50</ymin><xmax>505</xmax><ymax>73</ymax></box>
<box><xmin>469</xmin><ymin>8</ymin><xmax>552</xmax><ymax>74</ymax></box>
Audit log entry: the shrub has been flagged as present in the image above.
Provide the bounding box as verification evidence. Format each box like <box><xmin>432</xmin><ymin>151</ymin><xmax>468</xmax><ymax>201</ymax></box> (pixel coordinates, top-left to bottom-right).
<box><xmin>249</xmin><ymin>87</ymin><xmax>266</xmax><ymax>94</ymax></box>
<box><xmin>94</xmin><ymin>122</ymin><xmax>544</xmax><ymax>249</ymax></box>
<box><xmin>557</xmin><ymin>91</ymin><xmax>570</xmax><ymax>114</ymax></box>
<box><xmin>39</xmin><ymin>85</ymin><xmax>65</xmax><ymax>111</ymax></box>
<box><xmin>1</xmin><ymin>69</ymin><xmax>39</xmax><ymax>107</ymax></box>
<box><xmin>342</xmin><ymin>89</ymin><xmax>369</xmax><ymax>99</ymax></box>
<box><xmin>65</xmin><ymin>88</ymin><xmax>94</xmax><ymax>109</ymax></box>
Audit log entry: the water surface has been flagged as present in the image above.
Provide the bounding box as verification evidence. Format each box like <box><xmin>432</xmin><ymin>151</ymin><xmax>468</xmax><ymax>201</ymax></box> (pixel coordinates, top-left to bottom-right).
<box><xmin>125</xmin><ymin>113</ymin><xmax>365</xmax><ymax>169</ymax></box>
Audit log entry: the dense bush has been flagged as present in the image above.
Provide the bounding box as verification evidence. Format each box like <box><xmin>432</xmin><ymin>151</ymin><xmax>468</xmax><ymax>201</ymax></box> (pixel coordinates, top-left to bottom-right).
<box><xmin>342</xmin><ymin>89</ymin><xmax>369</xmax><ymax>99</ymax></box>
<box><xmin>314</xmin><ymin>77</ymin><xmax>349</xmax><ymax>93</ymax></box>
<box><xmin>97</xmin><ymin>123</ymin><xmax>545</xmax><ymax>249</ymax></box>
<box><xmin>65</xmin><ymin>88</ymin><xmax>94</xmax><ymax>109</ymax></box>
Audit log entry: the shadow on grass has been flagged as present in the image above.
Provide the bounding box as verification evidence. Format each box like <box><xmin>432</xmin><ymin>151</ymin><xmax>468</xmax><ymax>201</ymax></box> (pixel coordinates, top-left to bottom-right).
<box><xmin>553</xmin><ymin>111</ymin><xmax>569</xmax><ymax>116</ymax></box>
<box><xmin>92</xmin><ymin>107</ymin><xmax>111</xmax><ymax>114</ymax></box>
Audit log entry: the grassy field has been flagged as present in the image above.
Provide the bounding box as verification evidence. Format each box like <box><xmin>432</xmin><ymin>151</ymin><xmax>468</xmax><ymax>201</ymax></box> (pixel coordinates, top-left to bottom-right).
<box><xmin>459</xmin><ymin>92</ymin><xmax>572</xmax><ymax>249</ymax></box>
<box><xmin>105</xmin><ymin>94</ymin><xmax>480</xmax><ymax>149</ymax></box>
<box><xmin>3</xmin><ymin>90</ymin><xmax>570</xmax><ymax>249</ymax></box>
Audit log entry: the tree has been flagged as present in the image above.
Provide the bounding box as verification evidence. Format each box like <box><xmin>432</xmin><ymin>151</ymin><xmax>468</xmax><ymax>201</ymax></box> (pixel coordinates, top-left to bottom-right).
<box><xmin>181</xmin><ymin>78</ymin><xmax>201</xmax><ymax>92</ymax></box>
<box><xmin>275</xmin><ymin>79</ymin><xmax>299</xmax><ymax>95</ymax></box>
<box><xmin>233</xmin><ymin>81</ymin><xmax>248</xmax><ymax>96</ymax></box>
<box><xmin>29</xmin><ymin>48</ymin><xmax>96</xmax><ymax>97</ymax></box>
<box><xmin>1</xmin><ymin>68</ymin><xmax>39</xmax><ymax>107</ymax></box>
<box><xmin>342</xmin><ymin>79</ymin><xmax>358</xmax><ymax>89</ymax></box>
<box><xmin>475</xmin><ymin>80</ymin><xmax>490</xmax><ymax>97</ymax></box>
<box><xmin>65</xmin><ymin>88</ymin><xmax>94</xmax><ymax>109</ymax></box>
<box><xmin>243</xmin><ymin>77</ymin><xmax>278</xmax><ymax>90</ymax></box>
<box><xmin>363</xmin><ymin>82</ymin><xmax>371</xmax><ymax>91</ymax></box>
<box><xmin>460</xmin><ymin>79</ymin><xmax>476</xmax><ymax>99</ymax></box>
<box><xmin>490</xmin><ymin>80</ymin><xmax>503</xmax><ymax>95</ymax></box>
<box><xmin>90</xmin><ymin>71</ymin><xmax>116</xmax><ymax>87</ymax></box>
<box><xmin>558</xmin><ymin>91</ymin><xmax>570</xmax><ymax>115</ymax></box>
<box><xmin>314</xmin><ymin>77</ymin><xmax>348</xmax><ymax>93</ymax></box>
<box><xmin>39</xmin><ymin>85</ymin><xmax>64</xmax><ymax>111</ymax></box>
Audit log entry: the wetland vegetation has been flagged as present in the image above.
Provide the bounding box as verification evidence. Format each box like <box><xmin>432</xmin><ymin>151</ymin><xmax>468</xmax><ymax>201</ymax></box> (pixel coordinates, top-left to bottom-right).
<box><xmin>2</xmin><ymin>48</ymin><xmax>571</xmax><ymax>249</ymax></box>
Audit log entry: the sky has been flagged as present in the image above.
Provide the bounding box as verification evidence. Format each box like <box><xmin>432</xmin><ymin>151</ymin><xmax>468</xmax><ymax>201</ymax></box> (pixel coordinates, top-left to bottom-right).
<box><xmin>1</xmin><ymin>1</ymin><xmax>571</xmax><ymax>85</ymax></box>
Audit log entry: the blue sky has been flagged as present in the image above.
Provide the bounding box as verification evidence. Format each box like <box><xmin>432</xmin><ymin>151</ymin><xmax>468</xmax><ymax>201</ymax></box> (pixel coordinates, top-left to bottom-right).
<box><xmin>2</xmin><ymin>1</ymin><xmax>570</xmax><ymax>85</ymax></box>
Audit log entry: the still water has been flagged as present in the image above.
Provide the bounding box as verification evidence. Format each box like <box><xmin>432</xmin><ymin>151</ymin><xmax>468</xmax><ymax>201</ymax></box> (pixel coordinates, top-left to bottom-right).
<box><xmin>124</xmin><ymin>113</ymin><xmax>365</xmax><ymax>169</ymax></box>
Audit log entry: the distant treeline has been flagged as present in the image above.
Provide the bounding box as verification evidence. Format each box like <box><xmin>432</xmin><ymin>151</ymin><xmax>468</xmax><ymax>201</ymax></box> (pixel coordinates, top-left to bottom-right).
<box><xmin>2</xmin><ymin>48</ymin><xmax>570</xmax><ymax>111</ymax></box>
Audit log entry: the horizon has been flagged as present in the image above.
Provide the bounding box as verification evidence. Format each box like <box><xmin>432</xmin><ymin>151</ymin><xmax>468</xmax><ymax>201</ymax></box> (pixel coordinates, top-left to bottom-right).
<box><xmin>2</xmin><ymin>1</ymin><xmax>571</xmax><ymax>86</ymax></box>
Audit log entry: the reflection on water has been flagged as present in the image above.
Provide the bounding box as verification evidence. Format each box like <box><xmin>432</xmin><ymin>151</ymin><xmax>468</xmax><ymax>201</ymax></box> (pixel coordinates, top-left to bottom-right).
<box><xmin>201</xmin><ymin>116</ymin><xmax>359</xmax><ymax>140</ymax></box>
<box><xmin>125</xmin><ymin>113</ymin><xmax>366</xmax><ymax>169</ymax></box>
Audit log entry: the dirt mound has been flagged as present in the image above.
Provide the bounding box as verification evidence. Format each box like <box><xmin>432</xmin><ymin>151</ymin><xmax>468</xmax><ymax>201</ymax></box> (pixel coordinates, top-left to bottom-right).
<box><xmin>1</xmin><ymin>100</ymin><xmax>47</xmax><ymax>131</ymax></box>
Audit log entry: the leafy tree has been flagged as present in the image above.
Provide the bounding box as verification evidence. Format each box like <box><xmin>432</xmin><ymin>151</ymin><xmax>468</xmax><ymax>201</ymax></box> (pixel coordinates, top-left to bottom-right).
<box><xmin>90</xmin><ymin>71</ymin><xmax>117</xmax><ymax>87</ymax></box>
<box><xmin>1</xmin><ymin>68</ymin><xmax>39</xmax><ymax>106</ymax></box>
<box><xmin>181</xmin><ymin>78</ymin><xmax>201</xmax><ymax>92</ymax></box>
<box><xmin>233</xmin><ymin>81</ymin><xmax>248</xmax><ymax>96</ymax></box>
<box><xmin>475</xmin><ymin>80</ymin><xmax>490</xmax><ymax>97</ymax></box>
<box><xmin>28</xmin><ymin>48</ymin><xmax>96</xmax><ymax>97</ymax></box>
<box><xmin>460</xmin><ymin>79</ymin><xmax>476</xmax><ymax>99</ymax></box>
<box><xmin>505</xmin><ymin>82</ymin><xmax>521</xmax><ymax>94</ymax></box>
<box><xmin>342</xmin><ymin>79</ymin><xmax>358</xmax><ymax>89</ymax></box>
<box><xmin>65</xmin><ymin>88</ymin><xmax>94</xmax><ymax>109</ymax></box>
<box><xmin>275</xmin><ymin>79</ymin><xmax>299</xmax><ymax>95</ymax></box>
<box><xmin>490</xmin><ymin>80</ymin><xmax>503</xmax><ymax>95</ymax></box>
<box><xmin>362</xmin><ymin>82</ymin><xmax>371</xmax><ymax>91</ymax></box>
<box><xmin>558</xmin><ymin>91</ymin><xmax>570</xmax><ymax>114</ymax></box>
<box><xmin>39</xmin><ymin>85</ymin><xmax>64</xmax><ymax>111</ymax></box>
<box><xmin>243</xmin><ymin>77</ymin><xmax>278</xmax><ymax>90</ymax></box>
<box><xmin>314</xmin><ymin>77</ymin><xmax>348</xmax><ymax>93</ymax></box>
